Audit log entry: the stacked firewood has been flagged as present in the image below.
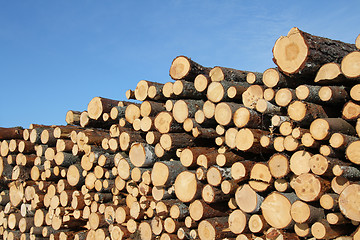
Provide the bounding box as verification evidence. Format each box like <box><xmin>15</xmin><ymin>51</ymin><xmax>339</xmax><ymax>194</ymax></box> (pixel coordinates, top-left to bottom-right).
<box><xmin>1</xmin><ymin>27</ymin><xmax>360</xmax><ymax>240</ymax></box>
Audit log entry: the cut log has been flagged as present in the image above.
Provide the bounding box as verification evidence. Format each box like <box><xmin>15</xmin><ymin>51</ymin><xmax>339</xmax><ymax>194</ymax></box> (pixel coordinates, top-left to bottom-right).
<box><xmin>119</xmin><ymin>130</ymin><xmax>144</xmax><ymax>151</ymax></box>
<box><xmin>331</xmin><ymin>176</ymin><xmax>351</xmax><ymax>194</ymax></box>
<box><xmin>290</xmin><ymin>200</ymin><xmax>325</xmax><ymax>224</ymax></box>
<box><xmin>87</xmin><ymin>97</ymin><xmax>120</xmax><ymax>120</ymax></box>
<box><xmin>174</xmin><ymin>171</ymin><xmax>203</xmax><ymax>203</ymax></box>
<box><xmin>235</xmin><ymin>128</ymin><xmax>271</xmax><ymax>153</ymax></box>
<box><xmin>179</xmin><ymin>147</ymin><xmax>216</xmax><ymax>168</ymax></box>
<box><xmin>202</xmin><ymin>184</ymin><xmax>231</xmax><ymax>203</ymax></box>
<box><xmin>154</xmin><ymin>112</ymin><xmax>182</xmax><ymax>133</ymax></box>
<box><xmin>350</xmin><ymin>84</ymin><xmax>360</xmax><ymax>101</ymax></box>
<box><xmin>318</xmin><ymin>86</ymin><xmax>349</xmax><ymax>104</ymax></box>
<box><xmin>341</xmin><ymin>51</ymin><xmax>360</xmax><ymax>79</ymax></box>
<box><xmin>246</xmin><ymin>72</ymin><xmax>263</xmax><ymax>85</ymax></box>
<box><xmin>275</xmin><ymin>88</ymin><xmax>295</xmax><ymax>107</ymax></box>
<box><xmin>228</xmin><ymin>209</ymin><xmax>249</xmax><ymax>234</ymax></box>
<box><xmin>311</xmin><ymin>220</ymin><xmax>348</xmax><ymax>240</ymax></box>
<box><xmin>262</xmin><ymin>68</ymin><xmax>293</xmax><ymax>88</ymax></box>
<box><xmin>261</xmin><ymin>192</ymin><xmax>298</xmax><ymax>229</ymax></box>
<box><xmin>207</xmin><ymin>81</ymin><xmax>249</xmax><ymax>103</ymax></box>
<box><xmin>233</xmin><ymin>107</ymin><xmax>264</xmax><ymax>129</ymax></box>
<box><xmin>255</xmin><ymin>99</ymin><xmax>283</xmax><ymax>115</ymax></box>
<box><xmin>210</xmin><ymin>66</ymin><xmax>249</xmax><ymax>82</ymax></box>
<box><xmin>345</xmin><ymin>141</ymin><xmax>360</xmax><ymax>164</ymax></box>
<box><xmin>231</xmin><ymin>161</ymin><xmax>253</xmax><ymax>182</ymax></box>
<box><xmin>110</xmin><ymin>106</ymin><xmax>126</xmax><ymax>120</ymax></box>
<box><xmin>151</xmin><ymin>161</ymin><xmax>186</xmax><ymax>187</ymax></box>
<box><xmin>343</xmin><ymin>101</ymin><xmax>360</xmax><ymax>121</ymax></box>
<box><xmin>160</xmin><ymin>133</ymin><xmax>195</xmax><ymax>151</ymax></box>
<box><xmin>129</xmin><ymin>143</ymin><xmax>158</xmax><ymax>167</ymax></box>
<box><xmin>194</xmin><ymin>74</ymin><xmax>211</xmax><ymax>93</ymax></box>
<box><xmin>198</xmin><ymin>217</ymin><xmax>235</xmax><ymax>240</ymax></box>
<box><xmin>295</xmin><ymin>84</ymin><xmax>322</xmax><ymax>103</ymax></box>
<box><xmin>135</xmin><ymin>80</ymin><xmax>164</xmax><ymax>101</ymax></box>
<box><xmin>173</xmin><ymin>80</ymin><xmax>204</xmax><ymax>99</ymax></box>
<box><xmin>273</xmin><ymin>27</ymin><xmax>356</xmax><ymax>77</ymax></box>
<box><xmin>288</xmin><ymin>101</ymin><xmax>328</xmax><ymax>126</ymax></box>
<box><xmin>242</xmin><ymin>85</ymin><xmax>264</xmax><ymax>109</ymax></box>
<box><xmin>309</xmin><ymin>154</ymin><xmax>346</xmax><ymax>177</ymax></box>
<box><xmin>248</xmin><ymin>214</ymin><xmax>269</xmax><ymax>234</ymax></box>
<box><xmin>214</xmin><ymin>102</ymin><xmax>243</xmax><ymax>126</ymax></box>
<box><xmin>339</xmin><ymin>184</ymin><xmax>360</xmax><ymax>221</ymax></box>
<box><xmin>140</xmin><ymin>101</ymin><xmax>166</xmax><ymax>118</ymax></box>
<box><xmin>314</xmin><ymin>62</ymin><xmax>347</xmax><ymax>84</ymax></box>
<box><xmin>264</xmin><ymin>88</ymin><xmax>276</xmax><ymax>101</ymax></box>
<box><xmin>235</xmin><ymin>184</ymin><xmax>263</xmax><ymax>214</ymax></box>
<box><xmin>65</xmin><ymin>110</ymin><xmax>81</xmax><ymax>125</ymax></box>
<box><xmin>172</xmin><ymin>99</ymin><xmax>204</xmax><ymax>124</ymax></box>
<box><xmin>169</xmin><ymin>56</ymin><xmax>210</xmax><ymax>81</ymax></box>
<box><xmin>320</xmin><ymin>193</ymin><xmax>339</xmax><ymax>211</ymax></box>
<box><xmin>292</xmin><ymin>173</ymin><xmax>330</xmax><ymax>202</ymax></box>
<box><xmin>268</xmin><ymin>153</ymin><xmax>290</xmax><ymax>178</ymax></box>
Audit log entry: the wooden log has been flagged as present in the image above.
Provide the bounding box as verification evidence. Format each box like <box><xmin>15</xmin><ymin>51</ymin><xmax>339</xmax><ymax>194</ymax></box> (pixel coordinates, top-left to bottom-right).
<box><xmin>341</xmin><ymin>51</ymin><xmax>360</xmax><ymax>79</ymax></box>
<box><xmin>342</xmin><ymin>101</ymin><xmax>360</xmax><ymax>121</ymax></box>
<box><xmin>310</xmin><ymin>118</ymin><xmax>355</xmax><ymax>141</ymax></box>
<box><xmin>339</xmin><ymin>184</ymin><xmax>360</xmax><ymax>221</ymax></box>
<box><xmin>233</xmin><ymin>107</ymin><xmax>265</xmax><ymax>129</ymax></box>
<box><xmin>290</xmin><ymin>200</ymin><xmax>325</xmax><ymax>224</ymax></box>
<box><xmin>129</xmin><ymin>143</ymin><xmax>158</xmax><ymax>167</ymax></box>
<box><xmin>134</xmin><ymin>80</ymin><xmax>164</xmax><ymax>101</ymax></box>
<box><xmin>345</xmin><ymin>141</ymin><xmax>360</xmax><ymax>164</ymax></box>
<box><xmin>160</xmin><ymin>133</ymin><xmax>195</xmax><ymax>151</ymax></box>
<box><xmin>295</xmin><ymin>84</ymin><xmax>322</xmax><ymax>104</ymax></box>
<box><xmin>173</xmin><ymin>80</ymin><xmax>204</xmax><ymax>99</ymax></box>
<box><xmin>140</xmin><ymin>101</ymin><xmax>166</xmax><ymax>118</ymax></box>
<box><xmin>264</xmin><ymin>87</ymin><xmax>276</xmax><ymax>101</ymax></box>
<box><xmin>228</xmin><ymin>209</ymin><xmax>250</xmax><ymax>234</ymax></box>
<box><xmin>242</xmin><ymin>85</ymin><xmax>264</xmax><ymax>109</ymax></box>
<box><xmin>194</xmin><ymin>74</ymin><xmax>211</xmax><ymax>93</ymax></box>
<box><xmin>273</xmin><ymin>27</ymin><xmax>356</xmax><ymax>77</ymax></box>
<box><xmin>311</xmin><ymin>220</ymin><xmax>349</xmax><ymax>240</ymax></box>
<box><xmin>202</xmin><ymin>184</ymin><xmax>231</xmax><ymax>204</ymax></box>
<box><xmin>169</xmin><ymin>56</ymin><xmax>210</xmax><ymax>81</ymax></box>
<box><xmin>261</xmin><ymin>192</ymin><xmax>298</xmax><ymax>229</ymax></box>
<box><xmin>124</xmin><ymin>103</ymin><xmax>141</xmax><ymax>124</ymax></box>
<box><xmin>292</xmin><ymin>173</ymin><xmax>330</xmax><ymax>202</ymax></box>
<box><xmin>314</xmin><ymin>62</ymin><xmax>348</xmax><ymax>84</ymax></box>
<box><xmin>248</xmin><ymin>214</ymin><xmax>269</xmax><ymax>234</ymax></box>
<box><xmin>246</xmin><ymin>71</ymin><xmax>263</xmax><ymax>85</ymax></box>
<box><xmin>279</xmin><ymin>121</ymin><xmax>293</xmax><ymax>136</ymax></box>
<box><xmin>333</xmin><ymin>164</ymin><xmax>360</xmax><ymax>179</ymax></box>
<box><xmin>172</xmin><ymin>99</ymin><xmax>204</xmax><ymax>124</ymax></box>
<box><xmin>318</xmin><ymin>86</ymin><xmax>349</xmax><ymax>104</ymax></box>
<box><xmin>288</xmin><ymin>101</ymin><xmax>328</xmax><ymax>126</ymax></box>
<box><xmin>198</xmin><ymin>217</ymin><xmax>236</xmax><ymax>240</ymax></box>
<box><xmin>350</xmin><ymin>84</ymin><xmax>360</xmax><ymax>101</ymax></box>
<box><xmin>262</xmin><ymin>68</ymin><xmax>294</xmax><ymax>88</ymax></box>
<box><xmin>174</xmin><ymin>171</ymin><xmax>203</xmax><ymax>203</ymax></box>
<box><xmin>119</xmin><ymin>130</ymin><xmax>144</xmax><ymax>152</ymax></box>
<box><xmin>54</xmin><ymin>152</ymin><xmax>79</xmax><ymax>167</ymax></box>
<box><xmin>235</xmin><ymin>128</ymin><xmax>271</xmax><ymax>153</ymax></box>
<box><xmin>327</xmin><ymin>212</ymin><xmax>350</xmax><ymax>225</ymax></box>
<box><xmin>207</xmin><ymin>81</ymin><xmax>249</xmax><ymax>103</ymax></box>
<box><xmin>235</xmin><ymin>184</ymin><xmax>263</xmax><ymax>214</ymax></box>
<box><xmin>268</xmin><ymin>153</ymin><xmax>290</xmax><ymax>178</ymax></box>
<box><xmin>65</xmin><ymin>110</ymin><xmax>81</xmax><ymax>125</ymax></box>
<box><xmin>87</xmin><ymin>97</ymin><xmax>120</xmax><ymax>120</ymax></box>
<box><xmin>310</xmin><ymin>154</ymin><xmax>347</xmax><ymax>177</ymax></box>
<box><xmin>332</xmin><ymin>176</ymin><xmax>351</xmax><ymax>194</ymax></box>
<box><xmin>214</xmin><ymin>102</ymin><xmax>243</xmax><ymax>126</ymax></box>
<box><xmin>216</xmin><ymin>151</ymin><xmax>245</xmax><ymax>167</ymax></box>
<box><xmin>231</xmin><ymin>161</ymin><xmax>253</xmax><ymax>182</ymax></box>
<box><xmin>154</xmin><ymin>112</ymin><xmax>183</xmax><ymax>134</ymax></box>
<box><xmin>151</xmin><ymin>161</ymin><xmax>186</xmax><ymax>187</ymax></box>
<box><xmin>210</xmin><ymin>66</ymin><xmax>249</xmax><ymax>82</ymax></box>
<box><xmin>275</xmin><ymin>88</ymin><xmax>296</xmax><ymax>107</ymax></box>
<box><xmin>0</xmin><ymin>127</ymin><xmax>24</xmax><ymax>140</ymax></box>
<box><xmin>179</xmin><ymin>147</ymin><xmax>216</xmax><ymax>168</ymax></box>
<box><xmin>255</xmin><ymin>99</ymin><xmax>283</xmax><ymax>115</ymax></box>
<box><xmin>283</xmin><ymin>135</ymin><xmax>300</xmax><ymax>152</ymax></box>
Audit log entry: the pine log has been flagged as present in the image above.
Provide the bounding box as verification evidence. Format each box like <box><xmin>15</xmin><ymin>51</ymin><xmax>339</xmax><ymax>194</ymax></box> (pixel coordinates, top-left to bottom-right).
<box><xmin>160</xmin><ymin>133</ymin><xmax>195</xmax><ymax>151</ymax></box>
<box><xmin>311</xmin><ymin>220</ymin><xmax>349</xmax><ymax>239</ymax></box>
<box><xmin>295</xmin><ymin>84</ymin><xmax>322</xmax><ymax>103</ymax></box>
<box><xmin>246</xmin><ymin>71</ymin><xmax>263</xmax><ymax>85</ymax></box>
<box><xmin>174</xmin><ymin>171</ymin><xmax>203</xmax><ymax>203</ymax></box>
<box><xmin>268</xmin><ymin>153</ymin><xmax>290</xmax><ymax>178</ymax></box>
<box><xmin>194</xmin><ymin>74</ymin><xmax>211</xmax><ymax>93</ymax></box>
<box><xmin>231</xmin><ymin>161</ymin><xmax>253</xmax><ymax>182</ymax></box>
<box><xmin>235</xmin><ymin>128</ymin><xmax>271</xmax><ymax>153</ymax></box>
<box><xmin>173</xmin><ymin>80</ymin><xmax>204</xmax><ymax>99</ymax></box>
<box><xmin>198</xmin><ymin>217</ymin><xmax>236</xmax><ymax>240</ymax></box>
<box><xmin>342</xmin><ymin>101</ymin><xmax>360</xmax><ymax>121</ymax></box>
<box><xmin>290</xmin><ymin>200</ymin><xmax>325</xmax><ymax>224</ymax></box>
<box><xmin>172</xmin><ymin>99</ymin><xmax>204</xmax><ymax>124</ymax></box>
<box><xmin>242</xmin><ymin>85</ymin><xmax>264</xmax><ymax>109</ymax></box>
<box><xmin>292</xmin><ymin>173</ymin><xmax>330</xmax><ymax>202</ymax></box>
<box><xmin>339</xmin><ymin>184</ymin><xmax>360</xmax><ymax>221</ymax></box>
<box><xmin>235</xmin><ymin>184</ymin><xmax>263</xmax><ymax>214</ymax></box>
<box><xmin>275</xmin><ymin>88</ymin><xmax>296</xmax><ymax>107</ymax></box>
<box><xmin>261</xmin><ymin>192</ymin><xmax>298</xmax><ymax>229</ymax></box>
<box><xmin>87</xmin><ymin>97</ymin><xmax>120</xmax><ymax>120</ymax></box>
<box><xmin>345</xmin><ymin>141</ymin><xmax>360</xmax><ymax>164</ymax></box>
<box><xmin>341</xmin><ymin>51</ymin><xmax>360</xmax><ymax>79</ymax></box>
<box><xmin>314</xmin><ymin>62</ymin><xmax>348</xmax><ymax>84</ymax></box>
<box><xmin>255</xmin><ymin>99</ymin><xmax>283</xmax><ymax>115</ymax></box>
<box><xmin>228</xmin><ymin>209</ymin><xmax>250</xmax><ymax>234</ymax></box>
<box><xmin>134</xmin><ymin>80</ymin><xmax>164</xmax><ymax>101</ymax></box>
<box><xmin>65</xmin><ymin>110</ymin><xmax>81</xmax><ymax>125</ymax></box>
<box><xmin>262</xmin><ymin>68</ymin><xmax>294</xmax><ymax>88</ymax></box>
<box><xmin>119</xmin><ymin>130</ymin><xmax>144</xmax><ymax>152</ymax></box>
<box><xmin>140</xmin><ymin>101</ymin><xmax>166</xmax><ymax>118</ymax></box>
<box><xmin>202</xmin><ymin>184</ymin><xmax>231</xmax><ymax>204</ymax></box>
<box><xmin>264</xmin><ymin>87</ymin><xmax>276</xmax><ymax>101</ymax></box>
<box><xmin>210</xmin><ymin>66</ymin><xmax>249</xmax><ymax>82</ymax></box>
<box><xmin>151</xmin><ymin>161</ymin><xmax>186</xmax><ymax>187</ymax></box>
<box><xmin>179</xmin><ymin>147</ymin><xmax>216</xmax><ymax>168</ymax></box>
<box><xmin>331</xmin><ymin>176</ymin><xmax>351</xmax><ymax>194</ymax></box>
<box><xmin>154</xmin><ymin>112</ymin><xmax>183</xmax><ymax>134</ymax></box>
<box><xmin>129</xmin><ymin>142</ymin><xmax>158</xmax><ymax>168</ymax></box>
<box><xmin>233</xmin><ymin>107</ymin><xmax>265</xmax><ymax>129</ymax></box>
<box><xmin>318</xmin><ymin>86</ymin><xmax>349</xmax><ymax>104</ymax></box>
<box><xmin>162</xmin><ymin>82</ymin><xmax>174</xmax><ymax>99</ymax></box>
<box><xmin>273</xmin><ymin>27</ymin><xmax>356</xmax><ymax>77</ymax></box>
<box><xmin>207</xmin><ymin>81</ymin><xmax>249</xmax><ymax>103</ymax></box>
<box><xmin>288</xmin><ymin>100</ymin><xmax>328</xmax><ymax>126</ymax></box>
<box><xmin>0</xmin><ymin>127</ymin><xmax>24</xmax><ymax>140</ymax></box>
<box><xmin>309</xmin><ymin>154</ymin><xmax>347</xmax><ymax>177</ymax></box>
<box><xmin>169</xmin><ymin>56</ymin><xmax>210</xmax><ymax>81</ymax></box>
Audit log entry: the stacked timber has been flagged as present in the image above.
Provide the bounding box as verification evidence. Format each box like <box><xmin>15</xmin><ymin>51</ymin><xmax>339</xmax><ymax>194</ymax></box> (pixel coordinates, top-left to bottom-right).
<box><xmin>1</xmin><ymin>27</ymin><xmax>360</xmax><ymax>240</ymax></box>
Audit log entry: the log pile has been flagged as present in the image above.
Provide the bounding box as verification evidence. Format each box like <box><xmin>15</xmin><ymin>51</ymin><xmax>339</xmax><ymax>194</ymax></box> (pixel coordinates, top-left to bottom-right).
<box><xmin>1</xmin><ymin>27</ymin><xmax>360</xmax><ymax>240</ymax></box>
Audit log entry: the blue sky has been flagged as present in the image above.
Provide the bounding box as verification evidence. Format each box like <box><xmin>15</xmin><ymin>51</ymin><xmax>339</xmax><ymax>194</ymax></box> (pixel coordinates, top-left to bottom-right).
<box><xmin>1</xmin><ymin>1</ymin><xmax>359</xmax><ymax>128</ymax></box>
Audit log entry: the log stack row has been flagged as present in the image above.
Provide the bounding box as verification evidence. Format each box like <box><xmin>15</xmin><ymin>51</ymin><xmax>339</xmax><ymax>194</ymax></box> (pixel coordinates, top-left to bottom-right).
<box><xmin>1</xmin><ymin>27</ymin><xmax>360</xmax><ymax>240</ymax></box>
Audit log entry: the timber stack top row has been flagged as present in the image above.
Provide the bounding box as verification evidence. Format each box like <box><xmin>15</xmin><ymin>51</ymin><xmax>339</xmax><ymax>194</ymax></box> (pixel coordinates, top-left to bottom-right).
<box><xmin>1</xmin><ymin>27</ymin><xmax>360</xmax><ymax>240</ymax></box>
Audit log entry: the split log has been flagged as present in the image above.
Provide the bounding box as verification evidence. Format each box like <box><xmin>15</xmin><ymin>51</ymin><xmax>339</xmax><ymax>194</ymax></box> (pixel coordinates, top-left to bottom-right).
<box><xmin>273</xmin><ymin>27</ymin><xmax>356</xmax><ymax>77</ymax></box>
